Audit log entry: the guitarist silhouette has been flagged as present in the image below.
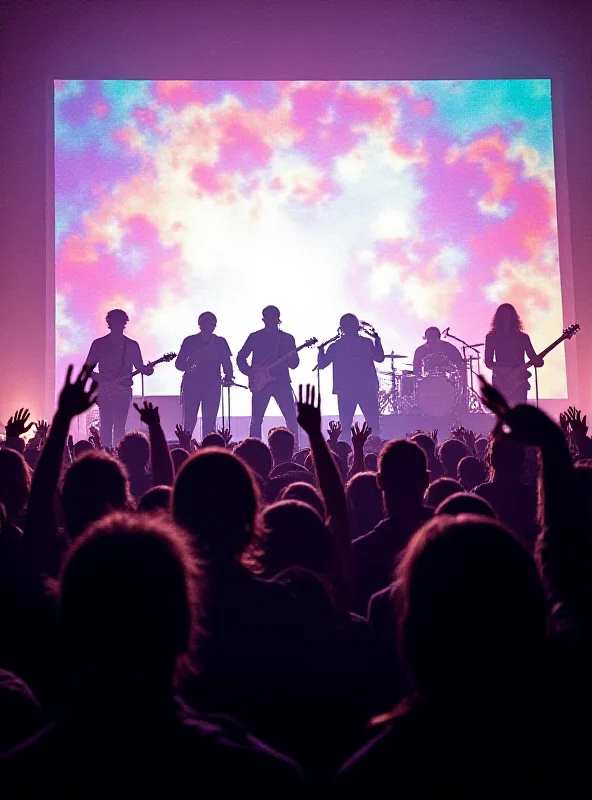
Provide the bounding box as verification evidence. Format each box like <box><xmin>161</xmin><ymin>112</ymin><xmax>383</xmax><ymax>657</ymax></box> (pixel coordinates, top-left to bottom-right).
<box><xmin>237</xmin><ymin>306</ymin><xmax>300</xmax><ymax>441</ymax></box>
<box><xmin>484</xmin><ymin>304</ymin><xmax>543</xmax><ymax>405</ymax></box>
<box><xmin>85</xmin><ymin>309</ymin><xmax>154</xmax><ymax>448</ymax></box>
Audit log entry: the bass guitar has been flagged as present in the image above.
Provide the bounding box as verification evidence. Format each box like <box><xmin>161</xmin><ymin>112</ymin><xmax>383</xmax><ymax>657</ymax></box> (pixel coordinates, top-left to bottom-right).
<box><xmin>248</xmin><ymin>338</ymin><xmax>318</xmax><ymax>393</ymax></box>
<box><xmin>96</xmin><ymin>352</ymin><xmax>177</xmax><ymax>397</ymax></box>
<box><xmin>493</xmin><ymin>324</ymin><xmax>579</xmax><ymax>398</ymax></box>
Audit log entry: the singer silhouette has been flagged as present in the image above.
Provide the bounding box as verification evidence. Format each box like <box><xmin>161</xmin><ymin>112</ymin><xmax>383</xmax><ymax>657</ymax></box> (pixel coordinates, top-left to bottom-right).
<box><xmin>317</xmin><ymin>313</ymin><xmax>384</xmax><ymax>438</ymax></box>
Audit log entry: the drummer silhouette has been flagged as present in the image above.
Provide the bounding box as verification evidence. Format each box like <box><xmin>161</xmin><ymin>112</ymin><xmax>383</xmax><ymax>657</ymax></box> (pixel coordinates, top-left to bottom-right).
<box><xmin>413</xmin><ymin>327</ymin><xmax>464</xmax><ymax>377</ymax></box>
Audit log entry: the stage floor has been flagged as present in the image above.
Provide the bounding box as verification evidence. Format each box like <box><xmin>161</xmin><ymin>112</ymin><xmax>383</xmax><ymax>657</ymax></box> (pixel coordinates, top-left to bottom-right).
<box><xmin>80</xmin><ymin>397</ymin><xmax>494</xmax><ymax>444</ymax></box>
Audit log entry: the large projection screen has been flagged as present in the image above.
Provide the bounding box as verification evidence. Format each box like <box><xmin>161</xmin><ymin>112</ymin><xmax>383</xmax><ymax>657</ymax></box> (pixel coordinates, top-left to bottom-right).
<box><xmin>54</xmin><ymin>79</ymin><xmax>567</xmax><ymax>415</ymax></box>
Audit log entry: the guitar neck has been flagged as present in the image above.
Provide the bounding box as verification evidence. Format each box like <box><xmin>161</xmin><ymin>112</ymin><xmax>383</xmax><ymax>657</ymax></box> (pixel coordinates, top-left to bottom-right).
<box><xmin>269</xmin><ymin>343</ymin><xmax>308</xmax><ymax>369</ymax></box>
<box><xmin>525</xmin><ymin>334</ymin><xmax>566</xmax><ymax>369</ymax></box>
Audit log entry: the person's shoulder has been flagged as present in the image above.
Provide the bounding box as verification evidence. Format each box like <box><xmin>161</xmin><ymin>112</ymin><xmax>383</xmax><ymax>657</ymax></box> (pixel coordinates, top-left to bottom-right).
<box><xmin>125</xmin><ymin>335</ymin><xmax>140</xmax><ymax>348</ymax></box>
<box><xmin>179</xmin><ymin>704</ymin><xmax>304</xmax><ymax>785</ymax></box>
<box><xmin>280</xmin><ymin>330</ymin><xmax>296</xmax><ymax>341</ymax></box>
<box><xmin>91</xmin><ymin>334</ymin><xmax>110</xmax><ymax>346</ymax></box>
<box><xmin>182</xmin><ymin>333</ymin><xmax>200</xmax><ymax>345</ymax></box>
<box><xmin>473</xmin><ymin>480</ymin><xmax>494</xmax><ymax>497</ymax></box>
<box><xmin>334</xmin><ymin>721</ymin><xmax>397</xmax><ymax>795</ymax></box>
<box><xmin>352</xmin><ymin>519</ymin><xmax>388</xmax><ymax>550</ymax></box>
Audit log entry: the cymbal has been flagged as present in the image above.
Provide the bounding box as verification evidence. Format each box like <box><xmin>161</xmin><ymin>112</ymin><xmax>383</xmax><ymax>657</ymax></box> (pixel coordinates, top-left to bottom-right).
<box><xmin>386</xmin><ymin>352</ymin><xmax>407</xmax><ymax>359</ymax></box>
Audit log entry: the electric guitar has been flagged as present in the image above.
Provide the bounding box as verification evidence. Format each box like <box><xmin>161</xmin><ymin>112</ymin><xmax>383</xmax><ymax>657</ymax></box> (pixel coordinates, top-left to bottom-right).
<box><xmin>248</xmin><ymin>338</ymin><xmax>318</xmax><ymax>393</ymax></box>
<box><xmin>96</xmin><ymin>352</ymin><xmax>177</xmax><ymax>397</ymax></box>
<box><xmin>493</xmin><ymin>324</ymin><xmax>579</xmax><ymax>398</ymax></box>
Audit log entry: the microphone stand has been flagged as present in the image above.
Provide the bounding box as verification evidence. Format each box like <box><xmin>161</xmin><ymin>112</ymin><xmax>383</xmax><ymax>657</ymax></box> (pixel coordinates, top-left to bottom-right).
<box><xmin>444</xmin><ymin>329</ymin><xmax>484</xmax><ymax>413</ymax></box>
<box><xmin>220</xmin><ymin>379</ymin><xmax>248</xmax><ymax>434</ymax></box>
<box><xmin>313</xmin><ymin>333</ymin><xmax>342</xmax><ymax>398</ymax></box>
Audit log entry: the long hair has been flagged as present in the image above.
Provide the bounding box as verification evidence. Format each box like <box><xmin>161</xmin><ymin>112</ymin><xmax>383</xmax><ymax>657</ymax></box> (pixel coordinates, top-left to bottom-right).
<box><xmin>490</xmin><ymin>303</ymin><xmax>523</xmax><ymax>334</ymax></box>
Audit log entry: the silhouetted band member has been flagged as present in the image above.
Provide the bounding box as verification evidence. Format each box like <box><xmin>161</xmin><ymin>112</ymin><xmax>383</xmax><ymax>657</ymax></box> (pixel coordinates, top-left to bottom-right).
<box><xmin>237</xmin><ymin>306</ymin><xmax>299</xmax><ymax>441</ymax></box>
<box><xmin>413</xmin><ymin>327</ymin><xmax>465</xmax><ymax>379</ymax></box>
<box><xmin>175</xmin><ymin>312</ymin><xmax>233</xmax><ymax>438</ymax></box>
<box><xmin>485</xmin><ymin>303</ymin><xmax>543</xmax><ymax>405</ymax></box>
<box><xmin>85</xmin><ymin>309</ymin><xmax>153</xmax><ymax>448</ymax></box>
<box><xmin>317</xmin><ymin>313</ymin><xmax>384</xmax><ymax>437</ymax></box>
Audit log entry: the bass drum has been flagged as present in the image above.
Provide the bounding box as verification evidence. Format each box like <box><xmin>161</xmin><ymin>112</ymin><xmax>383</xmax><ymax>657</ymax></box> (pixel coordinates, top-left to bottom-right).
<box><xmin>417</xmin><ymin>375</ymin><xmax>456</xmax><ymax>417</ymax></box>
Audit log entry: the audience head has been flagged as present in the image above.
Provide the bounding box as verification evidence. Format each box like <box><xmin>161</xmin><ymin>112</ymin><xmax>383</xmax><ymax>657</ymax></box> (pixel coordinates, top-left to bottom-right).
<box><xmin>279</xmin><ymin>482</ymin><xmax>325</xmax><ymax>518</ymax></box>
<box><xmin>489</xmin><ymin>436</ymin><xmax>526</xmax><ymax>479</ymax></box>
<box><xmin>261</xmin><ymin>501</ymin><xmax>333</xmax><ymax>581</ymax></box>
<box><xmin>234</xmin><ymin>437</ymin><xmax>273</xmax><ymax>481</ymax></box>
<box><xmin>138</xmin><ymin>485</ymin><xmax>172</xmax><ymax>514</ymax></box>
<box><xmin>397</xmin><ymin>515</ymin><xmax>547</xmax><ymax>699</ymax></box>
<box><xmin>410</xmin><ymin>433</ymin><xmax>437</xmax><ymax>460</ymax></box>
<box><xmin>340</xmin><ymin>313</ymin><xmax>359</xmax><ymax>336</ymax></box>
<box><xmin>435</xmin><ymin>492</ymin><xmax>496</xmax><ymax>519</ymax></box>
<box><xmin>173</xmin><ymin>449</ymin><xmax>259</xmax><ymax>563</ymax></box>
<box><xmin>293</xmin><ymin>448</ymin><xmax>310</xmax><ymax>467</ymax></box>
<box><xmin>73</xmin><ymin>439</ymin><xmax>94</xmax><ymax>459</ymax></box>
<box><xmin>378</xmin><ymin>439</ymin><xmax>429</xmax><ymax>513</ymax></box>
<box><xmin>439</xmin><ymin>438</ymin><xmax>468</xmax><ymax>478</ymax></box>
<box><xmin>61</xmin><ymin>451</ymin><xmax>132</xmax><ymax>540</ymax></box>
<box><xmin>424</xmin><ymin>477</ymin><xmax>463</xmax><ymax>510</ymax></box>
<box><xmin>118</xmin><ymin>431</ymin><xmax>150</xmax><ymax>472</ymax></box>
<box><xmin>0</xmin><ymin>448</ymin><xmax>30</xmax><ymax>522</ymax></box>
<box><xmin>474</xmin><ymin>437</ymin><xmax>489</xmax><ymax>460</ymax></box>
<box><xmin>364</xmin><ymin>452</ymin><xmax>378</xmax><ymax>472</ymax></box>
<box><xmin>334</xmin><ymin>440</ymin><xmax>352</xmax><ymax>462</ymax></box>
<box><xmin>347</xmin><ymin>472</ymin><xmax>384</xmax><ymax>538</ymax></box>
<box><xmin>171</xmin><ymin>447</ymin><xmax>190</xmax><ymax>473</ymax></box>
<box><xmin>201</xmin><ymin>432</ymin><xmax>225</xmax><ymax>449</ymax></box>
<box><xmin>58</xmin><ymin>512</ymin><xmax>199</xmax><ymax>693</ymax></box>
<box><xmin>457</xmin><ymin>456</ymin><xmax>487</xmax><ymax>491</ymax></box>
<box><xmin>268</xmin><ymin>426</ymin><xmax>295</xmax><ymax>465</ymax></box>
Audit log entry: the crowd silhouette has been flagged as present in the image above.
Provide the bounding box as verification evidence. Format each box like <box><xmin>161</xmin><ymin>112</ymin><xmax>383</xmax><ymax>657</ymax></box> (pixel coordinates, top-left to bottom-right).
<box><xmin>0</xmin><ymin>366</ymin><xmax>591</xmax><ymax>794</ymax></box>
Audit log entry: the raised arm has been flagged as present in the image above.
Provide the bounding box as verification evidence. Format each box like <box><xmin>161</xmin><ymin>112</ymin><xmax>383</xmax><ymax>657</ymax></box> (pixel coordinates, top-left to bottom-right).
<box><xmin>371</xmin><ymin>334</ymin><xmax>385</xmax><ymax>363</ymax></box>
<box><xmin>25</xmin><ymin>365</ymin><xmax>97</xmax><ymax>576</ymax></box>
<box><xmin>297</xmin><ymin>384</ymin><xmax>353</xmax><ymax>606</ymax></box>
<box><xmin>236</xmin><ymin>335</ymin><xmax>253</xmax><ymax>376</ymax></box>
<box><xmin>133</xmin><ymin>401</ymin><xmax>174</xmax><ymax>488</ymax></box>
<box><xmin>348</xmin><ymin>422</ymin><xmax>372</xmax><ymax>480</ymax></box>
<box><xmin>479</xmin><ymin>376</ymin><xmax>592</xmax><ymax>637</ymax></box>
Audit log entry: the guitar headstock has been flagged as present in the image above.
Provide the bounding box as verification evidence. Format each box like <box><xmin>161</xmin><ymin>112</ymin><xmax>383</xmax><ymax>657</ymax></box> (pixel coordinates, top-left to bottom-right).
<box><xmin>563</xmin><ymin>323</ymin><xmax>580</xmax><ymax>340</ymax></box>
<box><xmin>162</xmin><ymin>352</ymin><xmax>177</xmax><ymax>361</ymax></box>
<box><xmin>304</xmin><ymin>338</ymin><xmax>318</xmax><ymax>348</ymax></box>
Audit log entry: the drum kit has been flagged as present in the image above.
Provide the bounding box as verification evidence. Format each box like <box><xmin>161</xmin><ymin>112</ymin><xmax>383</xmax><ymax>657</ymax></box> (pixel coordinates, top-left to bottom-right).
<box><xmin>378</xmin><ymin>332</ymin><xmax>485</xmax><ymax>417</ymax></box>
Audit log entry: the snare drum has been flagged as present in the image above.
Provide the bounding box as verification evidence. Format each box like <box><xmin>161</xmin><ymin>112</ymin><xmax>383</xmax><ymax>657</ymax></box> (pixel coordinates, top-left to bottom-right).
<box><xmin>417</xmin><ymin>375</ymin><xmax>457</xmax><ymax>417</ymax></box>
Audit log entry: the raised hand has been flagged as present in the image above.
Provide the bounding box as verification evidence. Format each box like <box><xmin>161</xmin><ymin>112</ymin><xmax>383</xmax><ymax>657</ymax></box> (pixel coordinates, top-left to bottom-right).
<box><xmin>351</xmin><ymin>421</ymin><xmax>372</xmax><ymax>450</ymax></box>
<box><xmin>36</xmin><ymin>420</ymin><xmax>49</xmax><ymax>445</ymax></box>
<box><xmin>133</xmin><ymin>400</ymin><xmax>160</xmax><ymax>427</ymax></box>
<box><xmin>431</xmin><ymin>429</ymin><xmax>438</xmax><ymax>444</ymax></box>
<box><xmin>327</xmin><ymin>420</ymin><xmax>342</xmax><ymax>445</ymax></box>
<box><xmin>175</xmin><ymin>423</ymin><xmax>192</xmax><ymax>451</ymax></box>
<box><xmin>6</xmin><ymin>408</ymin><xmax>35</xmax><ymax>438</ymax></box>
<box><xmin>88</xmin><ymin>425</ymin><xmax>102</xmax><ymax>450</ymax></box>
<box><xmin>58</xmin><ymin>365</ymin><xmax>98</xmax><ymax>419</ymax></box>
<box><xmin>191</xmin><ymin>438</ymin><xmax>199</xmax><ymax>452</ymax></box>
<box><xmin>566</xmin><ymin>406</ymin><xmax>588</xmax><ymax>438</ymax></box>
<box><xmin>297</xmin><ymin>384</ymin><xmax>322</xmax><ymax>437</ymax></box>
<box><xmin>479</xmin><ymin>374</ymin><xmax>556</xmax><ymax>446</ymax></box>
<box><xmin>218</xmin><ymin>427</ymin><xmax>233</xmax><ymax>447</ymax></box>
<box><xmin>67</xmin><ymin>435</ymin><xmax>75</xmax><ymax>457</ymax></box>
<box><xmin>559</xmin><ymin>412</ymin><xmax>570</xmax><ymax>437</ymax></box>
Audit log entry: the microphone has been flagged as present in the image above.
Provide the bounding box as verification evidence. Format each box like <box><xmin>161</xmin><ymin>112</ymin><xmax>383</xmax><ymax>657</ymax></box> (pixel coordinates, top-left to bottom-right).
<box><xmin>442</xmin><ymin>327</ymin><xmax>450</xmax><ymax>338</ymax></box>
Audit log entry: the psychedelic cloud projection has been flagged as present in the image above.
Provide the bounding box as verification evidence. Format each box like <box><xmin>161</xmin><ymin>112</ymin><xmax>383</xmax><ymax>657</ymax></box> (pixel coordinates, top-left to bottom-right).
<box><xmin>54</xmin><ymin>79</ymin><xmax>566</xmax><ymax>414</ymax></box>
